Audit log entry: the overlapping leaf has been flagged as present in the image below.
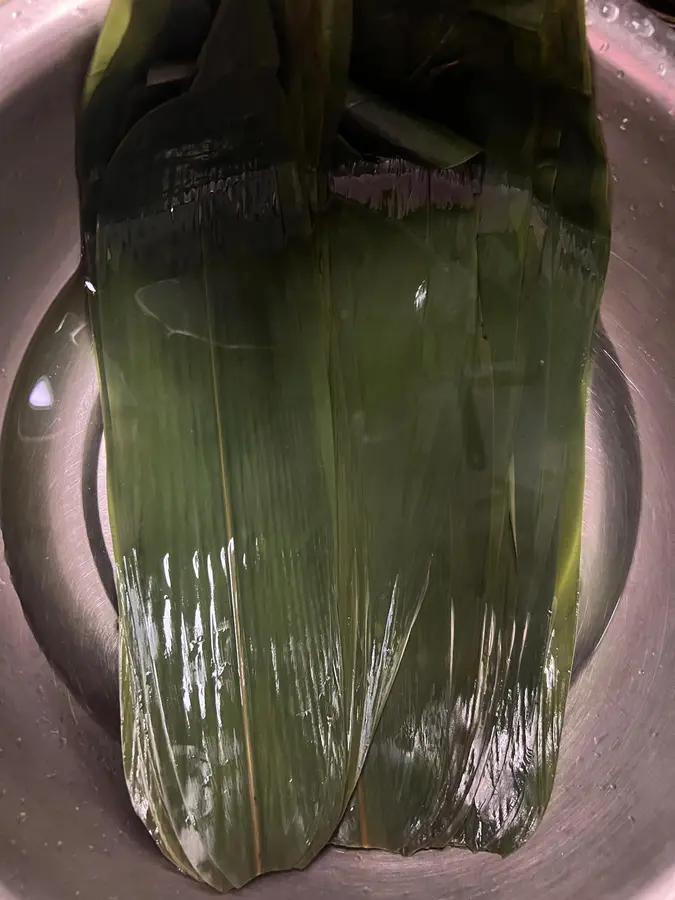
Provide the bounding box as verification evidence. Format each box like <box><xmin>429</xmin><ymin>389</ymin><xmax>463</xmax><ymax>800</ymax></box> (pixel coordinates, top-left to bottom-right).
<box><xmin>83</xmin><ymin>0</ymin><xmax>485</xmax><ymax>889</ymax></box>
<box><xmin>334</xmin><ymin>0</ymin><xmax>609</xmax><ymax>853</ymax></box>
<box><xmin>80</xmin><ymin>0</ymin><xmax>610</xmax><ymax>890</ymax></box>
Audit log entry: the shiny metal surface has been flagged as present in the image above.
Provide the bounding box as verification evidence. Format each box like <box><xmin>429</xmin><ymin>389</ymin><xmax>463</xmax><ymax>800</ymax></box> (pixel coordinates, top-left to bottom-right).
<box><xmin>0</xmin><ymin>0</ymin><xmax>673</xmax><ymax>897</ymax></box>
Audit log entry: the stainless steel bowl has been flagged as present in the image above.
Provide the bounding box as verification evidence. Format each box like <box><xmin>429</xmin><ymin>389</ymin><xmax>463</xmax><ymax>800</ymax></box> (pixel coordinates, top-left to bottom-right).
<box><xmin>0</xmin><ymin>1</ymin><xmax>673</xmax><ymax>897</ymax></box>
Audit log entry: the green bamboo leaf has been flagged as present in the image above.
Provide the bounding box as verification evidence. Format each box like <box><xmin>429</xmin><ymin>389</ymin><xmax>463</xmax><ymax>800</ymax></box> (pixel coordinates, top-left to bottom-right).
<box><xmin>82</xmin><ymin>0</ymin><xmax>168</xmax><ymax>108</ymax></box>
<box><xmin>84</xmin><ymin>0</ymin><xmax>610</xmax><ymax>882</ymax></box>
<box><xmin>347</xmin><ymin>0</ymin><xmax>543</xmax><ymax>104</ymax></box>
<box><xmin>78</xmin><ymin>0</ymin><xmax>215</xmax><ymax>226</ymax></box>
<box><xmin>88</xmin><ymin>0</ymin><xmax>343</xmax><ymax>890</ymax></box>
<box><xmin>470</xmin><ymin>98</ymin><xmax>609</xmax><ymax>851</ymax></box>
<box><xmin>269</xmin><ymin>0</ymin><xmax>353</xmax><ymax>174</ymax></box>
<box><xmin>98</xmin><ymin>178</ymin><xmax>346</xmax><ymax>890</ymax></box>
<box><xmin>333</xmin><ymin>161</ymin><xmax>488</xmax><ymax>851</ymax></box>
<box><xmin>86</xmin><ymin>0</ymin><xmax>441</xmax><ymax>889</ymax></box>
<box><xmin>325</xmin><ymin>164</ymin><xmax>481</xmax><ymax>792</ymax></box>
<box><xmin>335</xmin><ymin>2</ymin><xmax>609</xmax><ymax>854</ymax></box>
<box><xmin>334</xmin><ymin>141</ymin><xmax>538</xmax><ymax>853</ymax></box>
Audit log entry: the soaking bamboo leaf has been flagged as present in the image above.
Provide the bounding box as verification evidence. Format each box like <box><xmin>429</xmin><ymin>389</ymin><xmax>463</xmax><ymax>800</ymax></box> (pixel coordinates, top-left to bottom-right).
<box><xmin>325</xmin><ymin>162</ymin><xmax>483</xmax><ymax>795</ymax></box>
<box><xmin>334</xmin><ymin>130</ymin><xmax>538</xmax><ymax>854</ymax></box>
<box><xmin>335</xmin><ymin>0</ymin><xmax>609</xmax><ymax>855</ymax></box>
<box><xmin>85</xmin><ymin>0</ymin><xmax>443</xmax><ymax>889</ymax></box>
<box><xmin>79</xmin><ymin>0</ymin><xmax>169</xmax><ymax>271</ymax></box>
<box><xmin>269</xmin><ymin>0</ymin><xmax>353</xmax><ymax>170</ymax></box>
<box><xmin>99</xmin><ymin>177</ymin><xmax>346</xmax><ymax>891</ymax></box>
<box><xmin>333</xmin><ymin>160</ymin><xmax>488</xmax><ymax>851</ymax></box>
<box><xmin>78</xmin><ymin>0</ymin><xmax>218</xmax><ymax>244</ymax></box>
<box><xmin>89</xmin><ymin>0</ymin><xmax>346</xmax><ymax>890</ymax></box>
<box><xmin>82</xmin><ymin>0</ymin><xmax>610</xmax><ymax>885</ymax></box>
<box><xmin>462</xmin><ymin>91</ymin><xmax>610</xmax><ymax>851</ymax></box>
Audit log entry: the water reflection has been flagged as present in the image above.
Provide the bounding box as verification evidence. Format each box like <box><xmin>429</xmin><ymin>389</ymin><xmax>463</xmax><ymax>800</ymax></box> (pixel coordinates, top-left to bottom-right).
<box><xmin>28</xmin><ymin>376</ymin><xmax>54</xmax><ymax>410</ymax></box>
<box><xmin>0</xmin><ymin>274</ymin><xmax>119</xmax><ymax>732</ymax></box>
<box><xmin>18</xmin><ymin>309</ymin><xmax>90</xmax><ymax>442</ymax></box>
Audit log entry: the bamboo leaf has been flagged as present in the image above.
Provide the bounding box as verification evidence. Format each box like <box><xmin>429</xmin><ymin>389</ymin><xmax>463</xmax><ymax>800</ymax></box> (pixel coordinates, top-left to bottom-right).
<box><xmin>83</xmin><ymin>0</ymin><xmax>610</xmax><ymax>884</ymax></box>
<box><xmin>333</xmin><ymin>161</ymin><xmax>488</xmax><ymax>851</ymax></box>
<box><xmin>78</xmin><ymin>0</ymin><xmax>216</xmax><ymax>235</ymax></box>
<box><xmin>86</xmin><ymin>0</ymin><xmax>441</xmax><ymax>888</ymax></box>
<box><xmin>98</xmin><ymin>175</ymin><xmax>346</xmax><ymax>890</ymax></box>
<box><xmin>88</xmin><ymin>0</ymin><xmax>344</xmax><ymax>890</ymax></box>
<box><xmin>269</xmin><ymin>0</ymin><xmax>353</xmax><ymax>169</ymax></box>
<box><xmin>326</xmin><ymin>163</ymin><xmax>482</xmax><ymax>796</ymax></box>
<box><xmin>334</xmin><ymin>0</ymin><xmax>609</xmax><ymax>856</ymax></box>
